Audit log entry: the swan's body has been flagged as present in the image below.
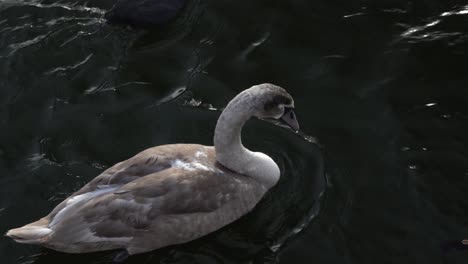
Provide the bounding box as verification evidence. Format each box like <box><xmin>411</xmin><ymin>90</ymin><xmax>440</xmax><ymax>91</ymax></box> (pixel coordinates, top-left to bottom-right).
<box><xmin>6</xmin><ymin>83</ymin><xmax>298</xmax><ymax>256</ymax></box>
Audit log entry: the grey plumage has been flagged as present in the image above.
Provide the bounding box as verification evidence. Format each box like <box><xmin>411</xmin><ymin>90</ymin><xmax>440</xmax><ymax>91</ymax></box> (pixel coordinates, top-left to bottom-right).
<box><xmin>6</xmin><ymin>83</ymin><xmax>298</xmax><ymax>255</ymax></box>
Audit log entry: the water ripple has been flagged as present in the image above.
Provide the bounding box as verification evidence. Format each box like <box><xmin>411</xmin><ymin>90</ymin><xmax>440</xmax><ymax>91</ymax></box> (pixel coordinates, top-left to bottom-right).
<box><xmin>6</xmin><ymin>33</ymin><xmax>49</xmax><ymax>56</ymax></box>
<box><xmin>269</xmin><ymin>191</ymin><xmax>323</xmax><ymax>253</ymax></box>
<box><xmin>441</xmin><ymin>5</ymin><xmax>468</xmax><ymax>17</ymax></box>
<box><xmin>401</xmin><ymin>20</ymin><xmax>441</xmax><ymax>37</ymax></box>
<box><xmin>45</xmin><ymin>16</ymin><xmax>103</xmax><ymax>27</ymax></box>
<box><xmin>343</xmin><ymin>12</ymin><xmax>366</xmax><ymax>18</ymax></box>
<box><xmin>84</xmin><ymin>81</ymin><xmax>152</xmax><ymax>95</ymax></box>
<box><xmin>0</xmin><ymin>22</ymin><xmax>35</xmax><ymax>34</ymax></box>
<box><xmin>27</xmin><ymin>153</ymin><xmax>62</xmax><ymax>171</ymax></box>
<box><xmin>59</xmin><ymin>27</ymin><xmax>102</xmax><ymax>46</ymax></box>
<box><xmin>45</xmin><ymin>53</ymin><xmax>94</xmax><ymax>75</ymax></box>
<box><xmin>400</xmin><ymin>5</ymin><xmax>468</xmax><ymax>41</ymax></box>
<box><xmin>238</xmin><ymin>31</ymin><xmax>271</xmax><ymax>60</ymax></box>
<box><xmin>2</xmin><ymin>0</ymin><xmax>105</xmax><ymax>15</ymax></box>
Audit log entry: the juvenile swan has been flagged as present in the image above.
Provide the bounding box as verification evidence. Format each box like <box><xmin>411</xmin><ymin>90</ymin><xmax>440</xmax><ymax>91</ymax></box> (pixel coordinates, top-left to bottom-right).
<box><xmin>6</xmin><ymin>83</ymin><xmax>299</xmax><ymax>259</ymax></box>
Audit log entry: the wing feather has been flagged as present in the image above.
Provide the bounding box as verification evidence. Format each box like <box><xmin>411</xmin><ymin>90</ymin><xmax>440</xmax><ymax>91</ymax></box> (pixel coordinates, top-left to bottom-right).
<box><xmin>54</xmin><ymin>169</ymin><xmax>249</xmax><ymax>241</ymax></box>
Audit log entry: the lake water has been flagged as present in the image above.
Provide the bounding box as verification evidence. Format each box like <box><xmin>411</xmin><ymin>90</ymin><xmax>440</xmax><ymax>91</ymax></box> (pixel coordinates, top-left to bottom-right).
<box><xmin>1</xmin><ymin>0</ymin><xmax>468</xmax><ymax>263</ymax></box>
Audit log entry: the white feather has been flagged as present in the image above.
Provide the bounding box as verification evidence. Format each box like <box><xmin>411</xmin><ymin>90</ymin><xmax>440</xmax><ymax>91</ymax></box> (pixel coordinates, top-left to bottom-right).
<box><xmin>51</xmin><ymin>186</ymin><xmax>119</xmax><ymax>227</ymax></box>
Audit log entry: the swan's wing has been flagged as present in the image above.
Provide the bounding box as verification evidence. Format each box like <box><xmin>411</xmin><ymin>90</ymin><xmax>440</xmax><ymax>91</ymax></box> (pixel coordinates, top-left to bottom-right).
<box><xmin>47</xmin><ymin>144</ymin><xmax>208</xmax><ymax>219</ymax></box>
<box><xmin>48</xmin><ymin>169</ymin><xmax>264</xmax><ymax>250</ymax></box>
<box><xmin>75</xmin><ymin>145</ymin><xmax>189</xmax><ymax>194</ymax></box>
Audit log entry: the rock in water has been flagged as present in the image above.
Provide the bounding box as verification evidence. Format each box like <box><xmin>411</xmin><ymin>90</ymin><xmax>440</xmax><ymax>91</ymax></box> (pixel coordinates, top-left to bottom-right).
<box><xmin>105</xmin><ymin>0</ymin><xmax>188</xmax><ymax>27</ymax></box>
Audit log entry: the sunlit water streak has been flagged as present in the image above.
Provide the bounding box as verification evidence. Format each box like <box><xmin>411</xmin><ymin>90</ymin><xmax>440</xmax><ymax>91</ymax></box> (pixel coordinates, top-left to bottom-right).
<box><xmin>401</xmin><ymin>20</ymin><xmax>441</xmax><ymax>37</ymax></box>
<box><xmin>46</xmin><ymin>53</ymin><xmax>94</xmax><ymax>75</ymax></box>
<box><xmin>441</xmin><ymin>5</ymin><xmax>468</xmax><ymax>17</ymax></box>
<box><xmin>0</xmin><ymin>0</ymin><xmax>105</xmax><ymax>14</ymax></box>
<box><xmin>400</xmin><ymin>4</ymin><xmax>468</xmax><ymax>42</ymax></box>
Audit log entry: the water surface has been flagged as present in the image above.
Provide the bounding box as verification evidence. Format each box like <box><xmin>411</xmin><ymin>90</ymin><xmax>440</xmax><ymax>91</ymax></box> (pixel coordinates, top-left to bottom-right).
<box><xmin>1</xmin><ymin>0</ymin><xmax>468</xmax><ymax>263</ymax></box>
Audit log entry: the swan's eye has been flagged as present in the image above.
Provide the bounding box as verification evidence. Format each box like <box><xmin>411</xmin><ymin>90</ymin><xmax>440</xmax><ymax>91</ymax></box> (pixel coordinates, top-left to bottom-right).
<box><xmin>283</xmin><ymin>107</ymin><xmax>295</xmax><ymax>117</ymax></box>
<box><xmin>264</xmin><ymin>95</ymin><xmax>292</xmax><ymax>112</ymax></box>
<box><xmin>264</xmin><ymin>101</ymin><xmax>278</xmax><ymax>112</ymax></box>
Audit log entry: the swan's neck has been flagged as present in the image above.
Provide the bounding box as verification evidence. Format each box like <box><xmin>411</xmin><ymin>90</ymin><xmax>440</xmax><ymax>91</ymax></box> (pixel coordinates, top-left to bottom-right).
<box><xmin>214</xmin><ymin>92</ymin><xmax>280</xmax><ymax>188</ymax></box>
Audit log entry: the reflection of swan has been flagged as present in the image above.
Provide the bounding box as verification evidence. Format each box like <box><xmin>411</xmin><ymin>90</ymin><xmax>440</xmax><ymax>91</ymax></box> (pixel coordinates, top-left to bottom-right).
<box><xmin>6</xmin><ymin>84</ymin><xmax>299</xmax><ymax>261</ymax></box>
<box><xmin>105</xmin><ymin>0</ymin><xmax>189</xmax><ymax>27</ymax></box>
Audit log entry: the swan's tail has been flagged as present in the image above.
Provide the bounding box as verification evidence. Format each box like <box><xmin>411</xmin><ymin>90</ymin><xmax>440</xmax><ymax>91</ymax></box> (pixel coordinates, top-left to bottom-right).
<box><xmin>5</xmin><ymin>222</ymin><xmax>52</xmax><ymax>244</ymax></box>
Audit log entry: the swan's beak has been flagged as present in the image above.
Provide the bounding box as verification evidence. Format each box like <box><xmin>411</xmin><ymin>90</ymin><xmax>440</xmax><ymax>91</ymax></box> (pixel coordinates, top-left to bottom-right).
<box><xmin>281</xmin><ymin>108</ymin><xmax>300</xmax><ymax>132</ymax></box>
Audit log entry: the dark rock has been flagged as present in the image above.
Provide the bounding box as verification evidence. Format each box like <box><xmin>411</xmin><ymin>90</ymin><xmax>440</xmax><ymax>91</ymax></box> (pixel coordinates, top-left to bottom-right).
<box><xmin>105</xmin><ymin>0</ymin><xmax>189</xmax><ymax>27</ymax></box>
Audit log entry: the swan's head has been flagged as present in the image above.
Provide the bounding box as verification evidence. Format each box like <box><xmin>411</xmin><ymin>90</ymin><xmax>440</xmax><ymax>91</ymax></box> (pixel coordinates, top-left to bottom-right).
<box><xmin>247</xmin><ymin>83</ymin><xmax>300</xmax><ymax>131</ymax></box>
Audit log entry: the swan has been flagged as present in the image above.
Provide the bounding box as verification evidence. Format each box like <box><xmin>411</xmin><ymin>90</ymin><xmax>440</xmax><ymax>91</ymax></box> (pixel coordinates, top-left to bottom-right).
<box><xmin>6</xmin><ymin>83</ymin><xmax>299</xmax><ymax>261</ymax></box>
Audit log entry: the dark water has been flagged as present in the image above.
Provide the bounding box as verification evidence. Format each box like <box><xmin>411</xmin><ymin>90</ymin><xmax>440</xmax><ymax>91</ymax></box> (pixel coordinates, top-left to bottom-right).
<box><xmin>1</xmin><ymin>0</ymin><xmax>468</xmax><ymax>263</ymax></box>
